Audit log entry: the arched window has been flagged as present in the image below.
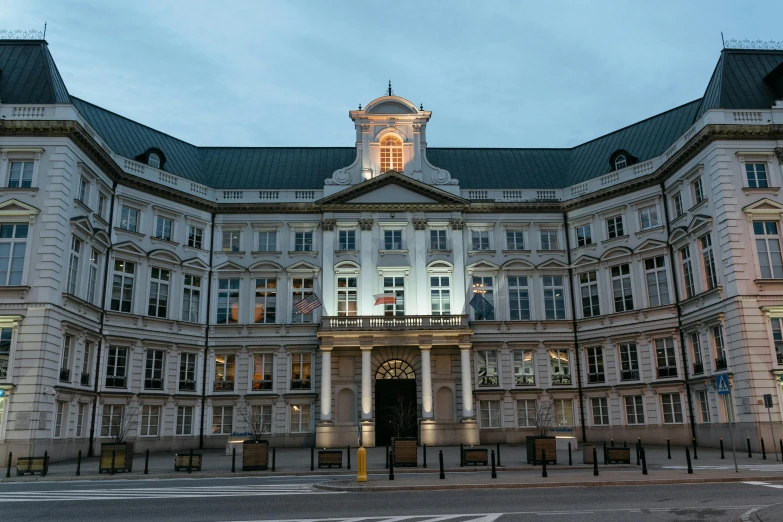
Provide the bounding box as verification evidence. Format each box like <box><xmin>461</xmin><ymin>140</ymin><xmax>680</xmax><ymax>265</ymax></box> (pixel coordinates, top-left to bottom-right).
<box><xmin>375</xmin><ymin>359</ymin><xmax>415</xmax><ymax>379</ymax></box>
<box><xmin>614</xmin><ymin>154</ymin><xmax>627</xmax><ymax>170</ymax></box>
<box><xmin>148</xmin><ymin>152</ymin><xmax>161</xmax><ymax>169</ymax></box>
<box><xmin>380</xmin><ymin>135</ymin><xmax>403</xmax><ymax>173</ymax></box>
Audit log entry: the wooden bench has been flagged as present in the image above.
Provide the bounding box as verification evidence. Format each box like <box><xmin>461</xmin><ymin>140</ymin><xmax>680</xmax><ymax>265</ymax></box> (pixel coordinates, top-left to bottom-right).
<box><xmin>392</xmin><ymin>437</ymin><xmax>418</xmax><ymax>467</ymax></box>
<box><xmin>317</xmin><ymin>450</ymin><xmax>343</xmax><ymax>469</ymax></box>
<box><xmin>604</xmin><ymin>447</ymin><xmax>631</xmax><ymax>464</ymax></box>
<box><xmin>17</xmin><ymin>456</ymin><xmax>47</xmax><ymax>476</ymax></box>
<box><xmin>174</xmin><ymin>453</ymin><xmax>202</xmax><ymax>471</ymax></box>
<box><xmin>462</xmin><ymin>448</ymin><xmax>488</xmax><ymax>466</ymax></box>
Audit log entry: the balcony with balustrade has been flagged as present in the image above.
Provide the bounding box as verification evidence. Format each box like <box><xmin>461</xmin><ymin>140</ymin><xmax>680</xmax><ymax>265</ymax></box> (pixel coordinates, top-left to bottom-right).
<box><xmin>320</xmin><ymin>314</ymin><xmax>470</xmax><ymax>331</ymax></box>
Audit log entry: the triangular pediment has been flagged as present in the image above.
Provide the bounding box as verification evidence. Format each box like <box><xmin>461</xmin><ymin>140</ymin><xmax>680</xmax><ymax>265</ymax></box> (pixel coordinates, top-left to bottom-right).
<box><xmin>743</xmin><ymin>198</ymin><xmax>783</xmax><ymax>214</ymax></box>
<box><xmin>0</xmin><ymin>198</ymin><xmax>40</xmax><ymax>215</ymax></box>
<box><xmin>316</xmin><ymin>171</ymin><xmax>468</xmax><ymax>207</ymax></box>
<box><xmin>148</xmin><ymin>249</ymin><xmax>182</xmax><ymax>265</ymax></box>
<box><xmin>113</xmin><ymin>241</ymin><xmax>146</xmax><ymax>257</ymax></box>
<box><xmin>214</xmin><ymin>261</ymin><xmax>246</xmax><ymax>272</ymax></box>
<box><xmin>687</xmin><ymin>214</ymin><xmax>712</xmax><ymax>234</ymax></box>
<box><xmin>286</xmin><ymin>260</ymin><xmax>320</xmax><ymax>273</ymax></box>
<box><xmin>537</xmin><ymin>259</ymin><xmax>568</xmax><ymax>269</ymax></box>
<box><xmin>572</xmin><ymin>255</ymin><xmax>600</xmax><ymax>268</ymax></box>
<box><xmin>182</xmin><ymin>257</ymin><xmax>210</xmax><ymax>270</ymax></box>
<box><xmin>466</xmin><ymin>260</ymin><xmax>500</xmax><ymax>272</ymax></box>
<box><xmin>71</xmin><ymin>216</ymin><xmax>95</xmax><ymax>236</ymax></box>
<box><xmin>635</xmin><ymin>239</ymin><xmax>668</xmax><ymax>254</ymax></box>
<box><xmin>601</xmin><ymin>246</ymin><xmax>633</xmax><ymax>261</ymax></box>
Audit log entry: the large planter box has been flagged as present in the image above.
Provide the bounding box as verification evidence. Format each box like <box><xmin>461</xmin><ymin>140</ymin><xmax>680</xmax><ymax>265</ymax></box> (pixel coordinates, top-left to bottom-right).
<box><xmin>242</xmin><ymin>440</ymin><xmax>269</xmax><ymax>471</ymax></box>
<box><xmin>582</xmin><ymin>444</ymin><xmax>600</xmax><ymax>464</ymax></box>
<box><xmin>392</xmin><ymin>437</ymin><xmax>418</xmax><ymax>467</ymax></box>
<box><xmin>317</xmin><ymin>450</ymin><xmax>343</xmax><ymax>468</ymax></box>
<box><xmin>526</xmin><ymin>436</ymin><xmax>556</xmax><ymax>465</ymax></box>
<box><xmin>174</xmin><ymin>453</ymin><xmax>202</xmax><ymax>471</ymax></box>
<box><xmin>462</xmin><ymin>448</ymin><xmax>488</xmax><ymax>466</ymax></box>
<box><xmin>99</xmin><ymin>442</ymin><xmax>134</xmax><ymax>473</ymax></box>
<box><xmin>605</xmin><ymin>447</ymin><xmax>631</xmax><ymax>464</ymax></box>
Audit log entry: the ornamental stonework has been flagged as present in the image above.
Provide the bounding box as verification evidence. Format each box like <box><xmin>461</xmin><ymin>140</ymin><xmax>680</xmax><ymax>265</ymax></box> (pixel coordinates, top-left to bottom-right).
<box><xmin>449</xmin><ymin>218</ymin><xmax>465</xmax><ymax>230</ymax></box>
<box><xmin>358</xmin><ymin>218</ymin><xmax>374</xmax><ymax>231</ymax></box>
<box><xmin>320</xmin><ymin>218</ymin><xmax>337</xmax><ymax>231</ymax></box>
<box><xmin>412</xmin><ymin>218</ymin><xmax>427</xmax><ymax>230</ymax></box>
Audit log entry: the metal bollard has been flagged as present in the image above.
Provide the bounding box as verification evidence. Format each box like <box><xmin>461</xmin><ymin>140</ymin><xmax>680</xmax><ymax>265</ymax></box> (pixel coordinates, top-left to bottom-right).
<box><xmin>144</xmin><ymin>448</ymin><xmax>149</xmax><ymax>475</ymax></box>
<box><xmin>636</xmin><ymin>441</ymin><xmax>640</xmax><ymax>466</ymax></box>
<box><xmin>624</xmin><ymin>440</ymin><xmax>627</xmax><ymax>448</ymax></box>
<box><xmin>761</xmin><ymin>438</ymin><xmax>767</xmax><ymax>460</ymax></box>
<box><xmin>76</xmin><ymin>450</ymin><xmax>82</xmax><ymax>476</ymax></box>
<box><xmin>231</xmin><ymin>447</ymin><xmax>236</xmax><ymax>472</ymax></box>
<box><xmin>5</xmin><ymin>452</ymin><xmax>10</xmax><ymax>479</ymax></box>
<box><xmin>603</xmin><ymin>441</ymin><xmax>607</xmax><ymax>465</ymax></box>
<box><xmin>439</xmin><ymin>450</ymin><xmax>445</xmax><ymax>479</ymax></box>
<box><xmin>356</xmin><ymin>446</ymin><xmax>367</xmax><ymax>483</ymax></box>
<box><xmin>667</xmin><ymin>438</ymin><xmax>671</xmax><ymax>459</ymax></box>
<box><xmin>385</xmin><ymin>445</ymin><xmax>389</xmax><ymax>469</ymax></box>
<box><xmin>491</xmin><ymin>450</ymin><xmax>497</xmax><ymax>479</ymax></box>
<box><xmin>611</xmin><ymin>439</ymin><xmax>614</xmax><ymax>447</ymax></box>
<box><xmin>541</xmin><ymin>449</ymin><xmax>547</xmax><ymax>478</ymax></box>
<box><xmin>43</xmin><ymin>451</ymin><xmax>49</xmax><ymax>477</ymax></box>
<box><xmin>188</xmin><ymin>448</ymin><xmax>193</xmax><ymax>474</ymax></box>
<box><xmin>272</xmin><ymin>448</ymin><xmax>276</xmax><ymax>472</ymax></box>
<box><xmin>593</xmin><ymin>447</ymin><xmax>598</xmax><ymax>476</ymax></box>
<box><xmin>389</xmin><ymin>448</ymin><xmax>394</xmax><ymax>480</ymax></box>
<box><xmin>568</xmin><ymin>442</ymin><xmax>572</xmax><ymax>466</ymax></box>
<box><xmin>780</xmin><ymin>439</ymin><xmax>783</xmax><ymax>460</ymax></box>
<box><xmin>460</xmin><ymin>443</ymin><xmax>464</xmax><ymax>467</ymax></box>
<box><xmin>310</xmin><ymin>447</ymin><xmax>314</xmax><ymax>471</ymax></box>
<box><xmin>641</xmin><ymin>448</ymin><xmax>647</xmax><ymax>475</ymax></box>
<box><xmin>747</xmin><ymin>437</ymin><xmax>752</xmax><ymax>458</ymax></box>
<box><xmin>110</xmin><ymin>449</ymin><xmax>115</xmax><ymax>476</ymax></box>
<box><xmin>720</xmin><ymin>438</ymin><xmax>725</xmax><ymax>459</ymax></box>
<box><xmin>423</xmin><ymin>444</ymin><xmax>427</xmax><ymax>469</ymax></box>
<box><xmin>685</xmin><ymin>447</ymin><xmax>693</xmax><ymax>474</ymax></box>
<box><xmin>692</xmin><ymin>438</ymin><xmax>698</xmax><ymax>460</ymax></box>
<box><xmin>496</xmin><ymin>443</ymin><xmax>501</xmax><ymax>467</ymax></box>
<box><xmin>346</xmin><ymin>446</ymin><xmax>350</xmax><ymax>470</ymax></box>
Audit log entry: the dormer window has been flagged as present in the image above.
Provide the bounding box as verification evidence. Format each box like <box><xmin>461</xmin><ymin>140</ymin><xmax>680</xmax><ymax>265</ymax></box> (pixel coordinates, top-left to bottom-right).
<box><xmin>380</xmin><ymin>135</ymin><xmax>403</xmax><ymax>173</ymax></box>
<box><xmin>614</xmin><ymin>155</ymin><xmax>627</xmax><ymax>170</ymax></box>
<box><xmin>135</xmin><ymin>148</ymin><xmax>166</xmax><ymax>170</ymax></box>
<box><xmin>148</xmin><ymin>153</ymin><xmax>161</xmax><ymax>169</ymax></box>
<box><xmin>609</xmin><ymin>149</ymin><xmax>636</xmax><ymax>172</ymax></box>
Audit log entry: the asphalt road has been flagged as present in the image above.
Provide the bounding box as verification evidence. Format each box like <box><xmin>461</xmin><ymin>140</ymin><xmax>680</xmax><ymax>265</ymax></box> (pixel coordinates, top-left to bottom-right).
<box><xmin>0</xmin><ymin>474</ymin><xmax>780</xmax><ymax>522</ymax></box>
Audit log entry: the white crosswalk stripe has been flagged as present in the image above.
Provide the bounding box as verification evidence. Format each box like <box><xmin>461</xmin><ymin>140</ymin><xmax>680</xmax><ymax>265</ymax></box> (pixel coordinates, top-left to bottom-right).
<box><xmin>742</xmin><ymin>481</ymin><xmax>783</xmax><ymax>489</ymax></box>
<box><xmin>661</xmin><ymin>464</ymin><xmax>783</xmax><ymax>472</ymax></box>
<box><xmin>0</xmin><ymin>484</ymin><xmax>343</xmax><ymax>502</ymax></box>
<box><xmin>232</xmin><ymin>516</ymin><xmax>503</xmax><ymax>522</ymax></box>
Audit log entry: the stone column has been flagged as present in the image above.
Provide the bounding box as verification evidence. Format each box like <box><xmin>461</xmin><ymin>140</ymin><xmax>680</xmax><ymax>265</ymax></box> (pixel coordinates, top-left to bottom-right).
<box><xmin>421</xmin><ymin>345</ymin><xmax>433</xmax><ymax>419</ymax></box>
<box><xmin>320</xmin><ymin>349</ymin><xmax>332</xmax><ymax>422</ymax></box>
<box><xmin>361</xmin><ymin>347</ymin><xmax>373</xmax><ymax>419</ymax></box>
<box><xmin>460</xmin><ymin>344</ymin><xmax>474</xmax><ymax>419</ymax></box>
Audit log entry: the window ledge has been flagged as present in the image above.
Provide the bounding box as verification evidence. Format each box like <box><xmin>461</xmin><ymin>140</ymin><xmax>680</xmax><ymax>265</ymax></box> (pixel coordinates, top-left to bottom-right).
<box><xmin>0</xmin><ymin>187</ymin><xmax>38</xmax><ymax>197</ymax></box>
<box><xmin>288</xmin><ymin>250</ymin><xmax>319</xmax><ymax>258</ymax></box>
<box><xmin>670</xmin><ymin>213</ymin><xmax>687</xmax><ymax>227</ymax></box>
<box><xmin>688</xmin><ymin>199</ymin><xmax>709</xmax><ymax>213</ymax></box>
<box><xmin>681</xmin><ymin>285</ymin><xmax>723</xmax><ymax>305</ymax></box>
<box><xmin>334</xmin><ymin>249</ymin><xmax>359</xmax><ymax>257</ymax></box>
<box><xmin>502</xmin><ymin>249</ymin><xmax>530</xmax><ymax>256</ymax></box>
<box><xmin>184</xmin><ymin>245</ymin><xmax>208</xmax><ymax>255</ymax></box>
<box><xmin>467</xmin><ymin>250</ymin><xmax>496</xmax><ymax>257</ymax></box>
<box><xmin>0</xmin><ymin>285</ymin><xmax>30</xmax><ymax>299</ymax></box>
<box><xmin>114</xmin><ymin>227</ymin><xmax>145</xmax><ymax>239</ymax></box>
<box><xmin>743</xmin><ymin>187</ymin><xmax>780</xmax><ymax>195</ymax></box>
<box><xmin>572</xmin><ymin>243</ymin><xmax>597</xmax><ymax>252</ymax></box>
<box><xmin>74</xmin><ymin>199</ymin><xmax>92</xmax><ymax>214</ymax></box>
<box><xmin>602</xmin><ymin>235</ymin><xmax>630</xmax><ymax>246</ymax></box>
<box><xmin>251</xmin><ymin>250</ymin><xmax>282</xmax><ymax>257</ymax></box>
<box><xmin>379</xmin><ymin>249</ymin><xmax>408</xmax><ymax>256</ymax></box>
<box><xmin>220</xmin><ymin>250</ymin><xmax>246</xmax><ymax>257</ymax></box>
<box><xmin>150</xmin><ymin>236</ymin><xmax>180</xmax><ymax>247</ymax></box>
<box><xmin>428</xmin><ymin>248</ymin><xmax>453</xmax><ymax>256</ymax></box>
<box><xmin>635</xmin><ymin>225</ymin><xmax>665</xmax><ymax>238</ymax></box>
<box><xmin>538</xmin><ymin>249</ymin><xmax>565</xmax><ymax>255</ymax></box>
<box><xmin>93</xmin><ymin>213</ymin><xmax>109</xmax><ymax>227</ymax></box>
<box><xmin>62</xmin><ymin>292</ymin><xmax>101</xmax><ymax>314</ymax></box>
<box><xmin>755</xmin><ymin>279</ymin><xmax>783</xmax><ymax>290</ymax></box>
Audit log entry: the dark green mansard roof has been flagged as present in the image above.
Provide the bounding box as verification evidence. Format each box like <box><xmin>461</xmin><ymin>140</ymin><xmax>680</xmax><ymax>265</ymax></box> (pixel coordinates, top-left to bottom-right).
<box><xmin>3</xmin><ymin>41</ymin><xmax>783</xmax><ymax>190</ymax></box>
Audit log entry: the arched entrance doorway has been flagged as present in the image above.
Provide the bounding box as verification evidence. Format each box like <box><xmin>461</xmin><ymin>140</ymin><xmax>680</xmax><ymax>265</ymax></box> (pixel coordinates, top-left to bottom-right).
<box><xmin>375</xmin><ymin>359</ymin><xmax>417</xmax><ymax>446</ymax></box>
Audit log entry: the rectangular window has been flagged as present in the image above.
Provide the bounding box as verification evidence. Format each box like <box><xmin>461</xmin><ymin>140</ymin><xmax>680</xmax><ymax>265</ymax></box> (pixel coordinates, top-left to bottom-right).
<box><xmin>253</xmin><ymin>405</ymin><xmax>273</xmax><ymax>434</ymax></box>
<box><xmin>576</xmin><ymin>224</ymin><xmax>592</xmax><ymax>247</ymax></box>
<box><xmin>645</xmin><ymin>256</ymin><xmax>670</xmax><ymax>307</ymax></box>
<box><xmin>179</xmin><ymin>353</ymin><xmax>197</xmax><ymax>391</ymax></box>
<box><xmin>591</xmin><ymin>397</ymin><xmax>609</xmax><ymax>425</ymax></box>
<box><xmin>254</xmin><ymin>278</ymin><xmax>277</xmax><ymax>323</ymax></box>
<box><xmin>550</xmin><ymin>349</ymin><xmax>571</xmax><ymax>385</ymax></box>
<box><xmin>55</xmin><ymin>401</ymin><xmax>66</xmax><ymax>438</ymax></box>
<box><xmin>76</xmin><ymin>403</ymin><xmax>87</xmax><ymax>437</ymax></box>
<box><xmin>680</xmin><ymin>246</ymin><xmax>696</xmax><ymax>298</ymax></box>
<box><xmin>506</xmin><ymin>230</ymin><xmax>524</xmax><ymax>250</ymax></box>
<box><xmin>110</xmin><ymin>260</ymin><xmax>135</xmax><ymax>313</ymax></box>
<box><xmin>700</xmin><ymin>234</ymin><xmax>718</xmax><ymax>290</ymax></box>
<box><xmin>257</xmin><ymin>230</ymin><xmax>277</xmax><ymax>252</ymax></box>
<box><xmin>746</xmin><ymin>163</ymin><xmax>769</xmax><ymax>188</ymax></box>
<box><xmin>625</xmin><ymin>395</ymin><xmax>645</xmax><ymax>425</ymax></box>
<box><xmin>144</xmin><ymin>350</ymin><xmax>165</xmax><ymax>390</ymax></box>
<box><xmin>579</xmin><ymin>271</ymin><xmax>600</xmax><ymax>317</ymax></box>
<box><xmin>216</xmin><ymin>278</ymin><xmax>240</xmax><ymax>324</ymax></box>
<box><xmin>290</xmin><ymin>353</ymin><xmax>312</xmax><ymax>390</ymax></box>
<box><xmin>211</xmin><ymin>406</ymin><xmax>233</xmax><ymax>435</ymax></box>
<box><xmin>187</xmin><ymin>225</ymin><xmax>204</xmax><ymax>249</ymax></box>
<box><xmin>471</xmin><ymin>276</ymin><xmax>495</xmax><ymax>320</ymax></box>
<box><xmin>8</xmin><ymin>161</ymin><xmax>33</xmax><ymax>188</ymax></box>
<box><xmin>105</xmin><ymin>346</ymin><xmax>127</xmax><ymax>388</ymax></box>
<box><xmin>119</xmin><ymin>205</ymin><xmax>139</xmax><ymax>232</ymax></box>
<box><xmin>0</xmin><ymin>223</ymin><xmax>28</xmax><ymax>286</ymax></box>
<box><xmin>430</xmin><ymin>276</ymin><xmax>451</xmax><ymax>315</ymax></box>
<box><xmin>697</xmin><ymin>390</ymin><xmax>711</xmax><ymax>423</ymax></box>
<box><xmin>252</xmin><ymin>353</ymin><xmax>273</xmax><ymax>390</ymax></box>
<box><xmin>586</xmin><ymin>347</ymin><xmax>604</xmax><ymax>383</ymax></box>
<box><xmin>154</xmin><ymin>216</ymin><xmax>172</xmax><ymax>241</ymax></box>
<box><xmin>471</xmin><ymin>230</ymin><xmax>490</xmax><ymax>250</ymax></box>
<box><xmin>222</xmin><ymin>230</ymin><xmax>241</xmax><ymax>252</ymax></box>
<box><xmin>517</xmin><ymin>399</ymin><xmax>536</xmax><ymax>427</ymax></box>
<box><xmin>100</xmin><ymin>404</ymin><xmax>124</xmax><ymax>437</ymax></box>
<box><xmin>67</xmin><ymin>238</ymin><xmax>81</xmax><ymax>295</ymax></box>
<box><xmin>291</xmin><ymin>278</ymin><xmax>314</xmax><ymax>323</ymax></box>
<box><xmin>773</xmin><ymin>318</ymin><xmax>783</xmax><ymax>365</ymax></box>
<box><xmin>479</xmin><ymin>400</ymin><xmax>500</xmax><ymax>428</ymax></box>
<box><xmin>606</xmin><ymin>215</ymin><xmax>624</xmax><ymax>239</ymax></box>
<box><xmin>176</xmin><ymin>406</ymin><xmax>194</xmax><ymax>435</ymax></box>
<box><xmin>661</xmin><ymin>393</ymin><xmax>684</xmax><ymax>424</ymax></box>
<box><xmin>754</xmin><ymin>221</ymin><xmax>783</xmax><ymax>279</ymax></box>
<box><xmin>140</xmin><ymin>405</ymin><xmax>160</xmax><ymax>436</ymax></box>
<box><xmin>712</xmin><ymin>325</ymin><xmax>727</xmax><ymax>368</ymax></box>
<box><xmin>78</xmin><ymin>177</ymin><xmax>90</xmax><ymax>205</ymax></box>
<box><xmin>338</xmin><ymin>230</ymin><xmax>355</xmax><ymax>250</ymax></box>
<box><xmin>619</xmin><ymin>342</ymin><xmax>640</xmax><ymax>381</ymax></box>
<box><xmin>690</xmin><ymin>332</ymin><xmax>703</xmax><ymax>374</ymax></box>
<box><xmin>98</xmin><ymin>194</ymin><xmax>107</xmax><ymax>218</ymax></box>
<box><xmin>540</xmin><ymin>229</ymin><xmax>559</xmax><ymax>250</ymax></box>
<box><xmin>672</xmin><ymin>192</ymin><xmax>684</xmax><ymax>217</ymax></box>
<box><xmin>0</xmin><ymin>327</ymin><xmax>12</xmax><ymax>379</ymax></box>
<box><xmin>477</xmin><ymin>350</ymin><xmax>499</xmax><ymax>387</ymax></box>
<box><xmin>214</xmin><ymin>354</ymin><xmax>235</xmax><ymax>391</ymax></box>
<box><xmin>430</xmin><ymin>229</ymin><xmax>447</xmax><ymax>250</ymax></box>
<box><xmin>639</xmin><ymin>205</ymin><xmax>659</xmax><ymax>230</ymax></box>
<box><xmin>87</xmin><ymin>248</ymin><xmax>99</xmax><ymax>304</ymax></box>
<box><xmin>289</xmin><ymin>403</ymin><xmax>311</xmax><ymax>433</ymax></box>
<box><xmin>655</xmin><ymin>338</ymin><xmax>678</xmax><ymax>378</ymax></box>
<box><xmin>383</xmin><ymin>276</ymin><xmax>405</xmax><ymax>316</ymax></box>
<box><xmin>148</xmin><ymin>267</ymin><xmax>170</xmax><ymax>318</ymax></box>
<box><xmin>294</xmin><ymin>231</ymin><xmax>313</xmax><ymax>252</ymax></box>
<box><xmin>182</xmin><ymin>274</ymin><xmax>201</xmax><ymax>323</ymax></box>
<box><xmin>337</xmin><ymin>276</ymin><xmax>358</xmax><ymax>316</ymax></box>
<box><xmin>543</xmin><ymin>275</ymin><xmax>566</xmax><ymax>320</ymax></box>
<box><xmin>693</xmin><ymin>178</ymin><xmax>704</xmax><ymax>204</ymax></box>
<box><xmin>508</xmin><ymin>276</ymin><xmax>530</xmax><ymax>320</ymax></box>
<box><xmin>553</xmin><ymin>399</ymin><xmax>573</xmax><ymax>426</ymax></box>
<box><xmin>611</xmin><ymin>264</ymin><xmax>634</xmax><ymax>312</ymax></box>
<box><xmin>81</xmin><ymin>341</ymin><xmax>92</xmax><ymax>386</ymax></box>
<box><xmin>513</xmin><ymin>349</ymin><xmax>535</xmax><ymax>385</ymax></box>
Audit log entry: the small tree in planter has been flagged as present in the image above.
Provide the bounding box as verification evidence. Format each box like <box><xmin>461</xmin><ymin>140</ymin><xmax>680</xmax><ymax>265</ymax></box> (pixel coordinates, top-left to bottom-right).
<box><xmin>526</xmin><ymin>400</ymin><xmax>557</xmax><ymax>464</ymax></box>
<box><xmin>99</xmin><ymin>403</ymin><xmax>139</xmax><ymax>473</ymax></box>
<box><xmin>238</xmin><ymin>404</ymin><xmax>269</xmax><ymax>470</ymax></box>
<box><xmin>389</xmin><ymin>396</ymin><xmax>417</xmax><ymax>440</ymax></box>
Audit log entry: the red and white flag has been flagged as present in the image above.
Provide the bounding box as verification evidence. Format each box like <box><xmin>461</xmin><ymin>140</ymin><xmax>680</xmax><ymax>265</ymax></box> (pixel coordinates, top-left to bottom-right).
<box><xmin>374</xmin><ymin>293</ymin><xmax>396</xmax><ymax>306</ymax></box>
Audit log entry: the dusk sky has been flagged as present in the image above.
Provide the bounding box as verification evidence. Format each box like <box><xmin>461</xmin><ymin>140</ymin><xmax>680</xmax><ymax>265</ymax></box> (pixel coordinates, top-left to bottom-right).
<box><xmin>4</xmin><ymin>0</ymin><xmax>780</xmax><ymax>148</ymax></box>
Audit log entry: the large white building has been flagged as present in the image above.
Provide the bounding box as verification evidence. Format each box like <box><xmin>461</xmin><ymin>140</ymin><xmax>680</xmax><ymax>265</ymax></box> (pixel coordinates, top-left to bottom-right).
<box><xmin>1</xmin><ymin>38</ymin><xmax>783</xmax><ymax>461</ymax></box>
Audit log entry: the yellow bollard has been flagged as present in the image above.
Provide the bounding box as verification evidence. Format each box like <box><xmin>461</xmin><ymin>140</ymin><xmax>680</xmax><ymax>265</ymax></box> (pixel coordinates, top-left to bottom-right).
<box><xmin>356</xmin><ymin>446</ymin><xmax>367</xmax><ymax>482</ymax></box>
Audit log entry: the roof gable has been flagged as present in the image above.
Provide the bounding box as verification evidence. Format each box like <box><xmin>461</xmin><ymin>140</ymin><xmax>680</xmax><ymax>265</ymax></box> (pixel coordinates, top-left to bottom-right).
<box><xmin>317</xmin><ymin>171</ymin><xmax>468</xmax><ymax>206</ymax></box>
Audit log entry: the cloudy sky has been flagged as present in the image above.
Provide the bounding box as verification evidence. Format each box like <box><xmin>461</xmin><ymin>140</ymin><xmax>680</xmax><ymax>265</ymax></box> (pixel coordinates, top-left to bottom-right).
<box><xmin>4</xmin><ymin>0</ymin><xmax>779</xmax><ymax>148</ymax></box>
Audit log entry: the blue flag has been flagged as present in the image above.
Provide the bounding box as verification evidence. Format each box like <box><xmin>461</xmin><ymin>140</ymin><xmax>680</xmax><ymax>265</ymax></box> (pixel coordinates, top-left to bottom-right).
<box><xmin>469</xmin><ymin>293</ymin><xmax>494</xmax><ymax>318</ymax></box>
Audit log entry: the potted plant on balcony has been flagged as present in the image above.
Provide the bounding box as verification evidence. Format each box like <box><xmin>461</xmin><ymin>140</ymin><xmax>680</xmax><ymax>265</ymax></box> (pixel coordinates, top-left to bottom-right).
<box><xmin>526</xmin><ymin>400</ymin><xmax>557</xmax><ymax>464</ymax></box>
<box><xmin>99</xmin><ymin>403</ymin><xmax>138</xmax><ymax>473</ymax></box>
<box><xmin>239</xmin><ymin>404</ymin><xmax>269</xmax><ymax>471</ymax></box>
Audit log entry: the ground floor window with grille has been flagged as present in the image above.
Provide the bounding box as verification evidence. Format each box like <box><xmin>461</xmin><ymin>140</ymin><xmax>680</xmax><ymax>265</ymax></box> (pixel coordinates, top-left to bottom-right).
<box><xmin>140</xmin><ymin>405</ymin><xmax>161</xmax><ymax>436</ymax></box>
<box><xmin>517</xmin><ymin>399</ymin><xmax>536</xmax><ymax>427</ymax></box>
<box><xmin>553</xmin><ymin>399</ymin><xmax>573</xmax><ymax>426</ymax></box>
<box><xmin>54</xmin><ymin>401</ymin><xmax>67</xmax><ymax>437</ymax></box>
<box><xmin>290</xmin><ymin>403</ymin><xmax>311</xmax><ymax>433</ymax></box>
<box><xmin>479</xmin><ymin>399</ymin><xmax>500</xmax><ymax>428</ymax></box>
<box><xmin>591</xmin><ymin>397</ymin><xmax>609</xmax><ymax>425</ymax></box>
<box><xmin>176</xmin><ymin>406</ymin><xmax>194</xmax><ymax>435</ymax></box>
<box><xmin>76</xmin><ymin>403</ymin><xmax>88</xmax><ymax>437</ymax></box>
<box><xmin>624</xmin><ymin>395</ymin><xmax>645</xmax><ymax>425</ymax></box>
<box><xmin>212</xmin><ymin>406</ymin><xmax>233</xmax><ymax>435</ymax></box>
<box><xmin>661</xmin><ymin>393</ymin><xmax>683</xmax><ymax>424</ymax></box>
<box><xmin>101</xmin><ymin>404</ymin><xmax>124</xmax><ymax>437</ymax></box>
<box><xmin>696</xmin><ymin>390</ymin><xmax>711</xmax><ymax>423</ymax></box>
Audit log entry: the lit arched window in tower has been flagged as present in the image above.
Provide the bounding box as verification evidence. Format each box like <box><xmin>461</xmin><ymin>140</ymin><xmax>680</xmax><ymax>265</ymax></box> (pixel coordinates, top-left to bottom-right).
<box><xmin>380</xmin><ymin>135</ymin><xmax>403</xmax><ymax>173</ymax></box>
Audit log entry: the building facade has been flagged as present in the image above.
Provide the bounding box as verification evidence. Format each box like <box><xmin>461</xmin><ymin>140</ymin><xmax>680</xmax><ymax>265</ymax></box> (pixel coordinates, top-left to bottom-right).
<box><xmin>1</xmin><ymin>39</ymin><xmax>783</xmax><ymax>461</ymax></box>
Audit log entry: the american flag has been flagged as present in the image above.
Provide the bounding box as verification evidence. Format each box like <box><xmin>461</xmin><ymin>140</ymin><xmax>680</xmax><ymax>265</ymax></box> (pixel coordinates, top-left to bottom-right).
<box><xmin>295</xmin><ymin>294</ymin><xmax>322</xmax><ymax>314</ymax></box>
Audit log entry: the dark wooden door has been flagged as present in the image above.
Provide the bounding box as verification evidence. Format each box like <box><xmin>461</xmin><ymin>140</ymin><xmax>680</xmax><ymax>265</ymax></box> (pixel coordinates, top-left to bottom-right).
<box><xmin>375</xmin><ymin>379</ymin><xmax>417</xmax><ymax>446</ymax></box>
